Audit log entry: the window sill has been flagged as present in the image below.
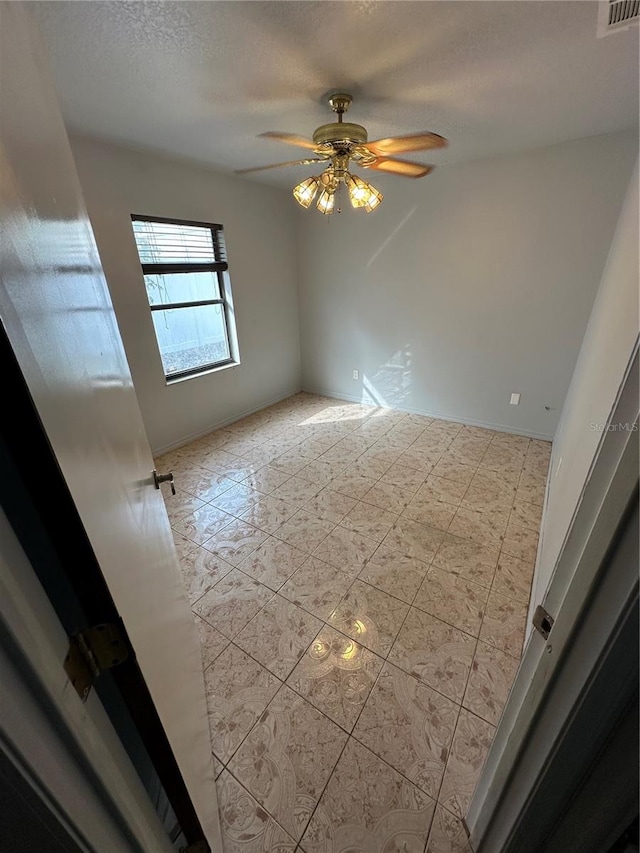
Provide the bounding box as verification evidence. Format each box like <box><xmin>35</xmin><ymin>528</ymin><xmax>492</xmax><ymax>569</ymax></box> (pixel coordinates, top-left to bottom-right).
<box><xmin>165</xmin><ymin>359</ymin><xmax>240</xmax><ymax>386</ymax></box>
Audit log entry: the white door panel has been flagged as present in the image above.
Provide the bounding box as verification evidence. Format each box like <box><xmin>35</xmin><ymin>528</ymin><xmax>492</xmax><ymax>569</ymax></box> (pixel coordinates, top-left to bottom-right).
<box><xmin>0</xmin><ymin>4</ymin><xmax>220</xmax><ymax>848</ymax></box>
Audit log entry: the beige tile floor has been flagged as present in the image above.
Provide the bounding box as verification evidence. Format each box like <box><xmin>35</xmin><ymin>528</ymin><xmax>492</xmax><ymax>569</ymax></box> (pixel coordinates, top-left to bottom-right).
<box><xmin>156</xmin><ymin>393</ymin><xmax>551</xmax><ymax>853</ymax></box>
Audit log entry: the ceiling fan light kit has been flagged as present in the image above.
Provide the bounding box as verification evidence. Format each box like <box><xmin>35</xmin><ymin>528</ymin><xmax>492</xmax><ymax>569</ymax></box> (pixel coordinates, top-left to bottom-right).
<box><xmin>237</xmin><ymin>92</ymin><xmax>448</xmax><ymax>216</ymax></box>
<box><xmin>293</xmin><ymin>166</ymin><xmax>383</xmax><ymax>216</ymax></box>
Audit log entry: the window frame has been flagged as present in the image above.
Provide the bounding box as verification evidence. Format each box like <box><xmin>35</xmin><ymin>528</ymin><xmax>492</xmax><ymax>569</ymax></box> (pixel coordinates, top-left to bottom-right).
<box><xmin>131</xmin><ymin>213</ymin><xmax>237</xmax><ymax>382</ymax></box>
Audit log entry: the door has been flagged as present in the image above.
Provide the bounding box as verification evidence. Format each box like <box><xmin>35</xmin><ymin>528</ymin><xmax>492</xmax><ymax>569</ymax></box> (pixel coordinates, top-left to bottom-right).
<box><xmin>0</xmin><ymin>4</ymin><xmax>220</xmax><ymax>848</ymax></box>
<box><xmin>0</xmin><ymin>504</ymin><xmax>178</xmax><ymax>852</ymax></box>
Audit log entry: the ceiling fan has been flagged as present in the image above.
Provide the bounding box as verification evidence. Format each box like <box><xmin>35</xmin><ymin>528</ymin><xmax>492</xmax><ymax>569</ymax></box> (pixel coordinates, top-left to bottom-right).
<box><xmin>235</xmin><ymin>93</ymin><xmax>448</xmax><ymax>214</ymax></box>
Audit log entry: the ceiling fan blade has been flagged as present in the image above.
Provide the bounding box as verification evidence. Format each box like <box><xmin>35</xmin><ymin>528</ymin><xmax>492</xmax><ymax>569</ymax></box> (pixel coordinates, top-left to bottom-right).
<box><xmin>259</xmin><ymin>131</ymin><xmax>318</xmax><ymax>150</ymax></box>
<box><xmin>235</xmin><ymin>157</ymin><xmax>328</xmax><ymax>175</ymax></box>
<box><xmin>364</xmin><ymin>132</ymin><xmax>447</xmax><ymax>156</ymax></box>
<box><xmin>363</xmin><ymin>157</ymin><xmax>434</xmax><ymax>178</ymax></box>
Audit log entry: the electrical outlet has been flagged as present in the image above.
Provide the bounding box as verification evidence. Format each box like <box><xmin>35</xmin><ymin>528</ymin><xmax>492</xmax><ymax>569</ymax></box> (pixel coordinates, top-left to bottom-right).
<box><xmin>352</xmin><ymin>369</ymin><xmax>359</xmax><ymax>380</ymax></box>
<box><xmin>510</xmin><ymin>392</ymin><xmax>521</xmax><ymax>406</ymax></box>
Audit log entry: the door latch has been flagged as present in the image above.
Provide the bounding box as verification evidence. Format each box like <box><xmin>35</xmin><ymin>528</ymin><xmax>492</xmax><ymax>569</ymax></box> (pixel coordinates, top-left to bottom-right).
<box><xmin>64</xmin><ymin>622</ymin><xmax>129</xmax><ymax>701</ymax></box>
<box><xmin>153</xmin><ymin>468</ymin><xmax>175</xmax><ymax>495</ymax></box>
<box><xmin>532</xmin><ymin>605</ymin><xmax>554</xmax><ymax>640</ymax></box>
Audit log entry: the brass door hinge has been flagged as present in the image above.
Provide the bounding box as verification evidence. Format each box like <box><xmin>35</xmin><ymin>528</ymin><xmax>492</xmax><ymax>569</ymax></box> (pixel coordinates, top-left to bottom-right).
<box><xmin>532</xmin><ymin>604</ymin><xmax>555</xmax><ymax>641</ymax></box>
<box><xmin>64</xmin><ymin>622</ymin><xmax>129</xmax><ymax>701</ymax></box>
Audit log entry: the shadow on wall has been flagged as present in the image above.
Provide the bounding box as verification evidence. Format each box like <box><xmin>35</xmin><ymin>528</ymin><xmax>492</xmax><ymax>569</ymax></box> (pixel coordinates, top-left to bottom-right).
<box><xmin>366</xmin><ymin>208</ymin><xmax>417</xmax><ymax>269</ymax></box>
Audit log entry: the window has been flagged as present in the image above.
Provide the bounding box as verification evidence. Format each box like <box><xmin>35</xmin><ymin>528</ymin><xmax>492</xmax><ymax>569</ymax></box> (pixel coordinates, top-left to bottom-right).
<box><xmin>131</xmin><ymin>215</ymin><xmax>237</xmax><ymax>380</ymax></box>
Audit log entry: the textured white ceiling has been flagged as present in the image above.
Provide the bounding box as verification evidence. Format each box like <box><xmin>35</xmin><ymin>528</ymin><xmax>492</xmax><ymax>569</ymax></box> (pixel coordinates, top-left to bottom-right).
<box><xmin>32</xmin><ymin>1</ymin><xmax>638</xmax><ymax>187</ymax></box>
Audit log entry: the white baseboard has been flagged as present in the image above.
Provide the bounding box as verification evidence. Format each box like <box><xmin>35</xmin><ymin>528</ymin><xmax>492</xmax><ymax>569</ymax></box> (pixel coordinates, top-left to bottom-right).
<box><xmin>155</xmin><ymin>383</ymin><xmax>554</xmax><ymax>457</ymax></box>
<box><xmin>302</xmin><ymin>385</ymin><xmax>555</xmax><ymax>442</ymax></box>
<box><xmin>152</xmin><ymin>385</ymin><xmax>303</xmax><ymax>456</ymax></box>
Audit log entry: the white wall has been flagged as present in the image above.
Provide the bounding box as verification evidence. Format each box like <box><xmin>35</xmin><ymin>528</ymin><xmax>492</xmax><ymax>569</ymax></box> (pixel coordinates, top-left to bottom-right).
<box><xmin>530</xmin><ymin>159</ymin><xmax>639</xmax><ymax>627</ymax></box>
<box><xmin>71</xmin><ymin>135</ymin><xmax>301</xmax><ymax>453</ymax></box>
<box><xmin>296</xmin><ymin>130</ymin><xmax>638</xmax><ymax>438</ymax></box>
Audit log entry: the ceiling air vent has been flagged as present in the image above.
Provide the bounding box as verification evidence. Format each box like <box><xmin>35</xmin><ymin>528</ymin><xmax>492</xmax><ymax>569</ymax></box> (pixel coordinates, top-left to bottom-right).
<box><xmin>597</xmin><ymin>0</ymin><xmax>639</xmax><ymax>36</ymax></box>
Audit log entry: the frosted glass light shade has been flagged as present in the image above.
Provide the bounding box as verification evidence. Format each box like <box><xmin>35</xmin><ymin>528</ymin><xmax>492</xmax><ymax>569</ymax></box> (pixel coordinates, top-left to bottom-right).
<box><xmin>346</xmin><ymin>173</ymin><xmax>370</xmax><ymax>208</ymax></box>
<box><xmin>363</xmin><ymin>185</ymin><xmax>383</xmax><ymax>213</ymax></box>
<box><xmin>293</xmin><ymin>176</ymin><xmax>320</xmax><ymax>208</ymax></box>
<box><xmin>316</xmin><ymin>188</ymin><xmax>335</xmax><ymax>214</ymax></box>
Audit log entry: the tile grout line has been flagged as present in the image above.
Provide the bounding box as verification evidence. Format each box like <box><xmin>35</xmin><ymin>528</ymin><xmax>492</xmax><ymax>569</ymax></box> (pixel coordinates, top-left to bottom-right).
<box><xmin>168</xmin><ymin>395</ymin><xmax>549</xmax><ymax>850</ymax></box>
<box><xmin>428</xmin><ymin>442</ymin><xmax>545</xmax><ymax>833</ymax></box>
<box><xmin>205</xmin><ymin>558</ymin><xmax>443</xmax><ymax>842</ymax></box>
<box><xmin>188</xmin><ymin>458</ymin><xmax>537</xmax><ymax>657</ymax></box>
<box><xmin>417</xmin><ymin>460</ymin><xmax>481</xmax><ymax>828</ymax></box>
<box><xmin>197</xmin><ymin>411</ymin><xmax>420</xmax><ymax>843</ymax></box>
<box><xmin>190</xmin><ymin>430</ymin><xmax>536</xmax><ymax>641</ymax></box>
<box><xmin>418</xmin><ymin>438</ymin><xmax>499</xmax><ymax>849</ymax></box>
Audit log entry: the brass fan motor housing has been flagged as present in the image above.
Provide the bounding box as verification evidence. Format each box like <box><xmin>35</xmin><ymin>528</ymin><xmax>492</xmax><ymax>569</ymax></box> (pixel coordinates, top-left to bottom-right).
<box><xmin>312</xmin><ymin>122</ymin><xmax>368</xmax><ymax>147</ymax></box>
<box><xmin>236</xmin><ymin>89</ymin><xmax>446</xmax><ymax>182</ymax></box>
